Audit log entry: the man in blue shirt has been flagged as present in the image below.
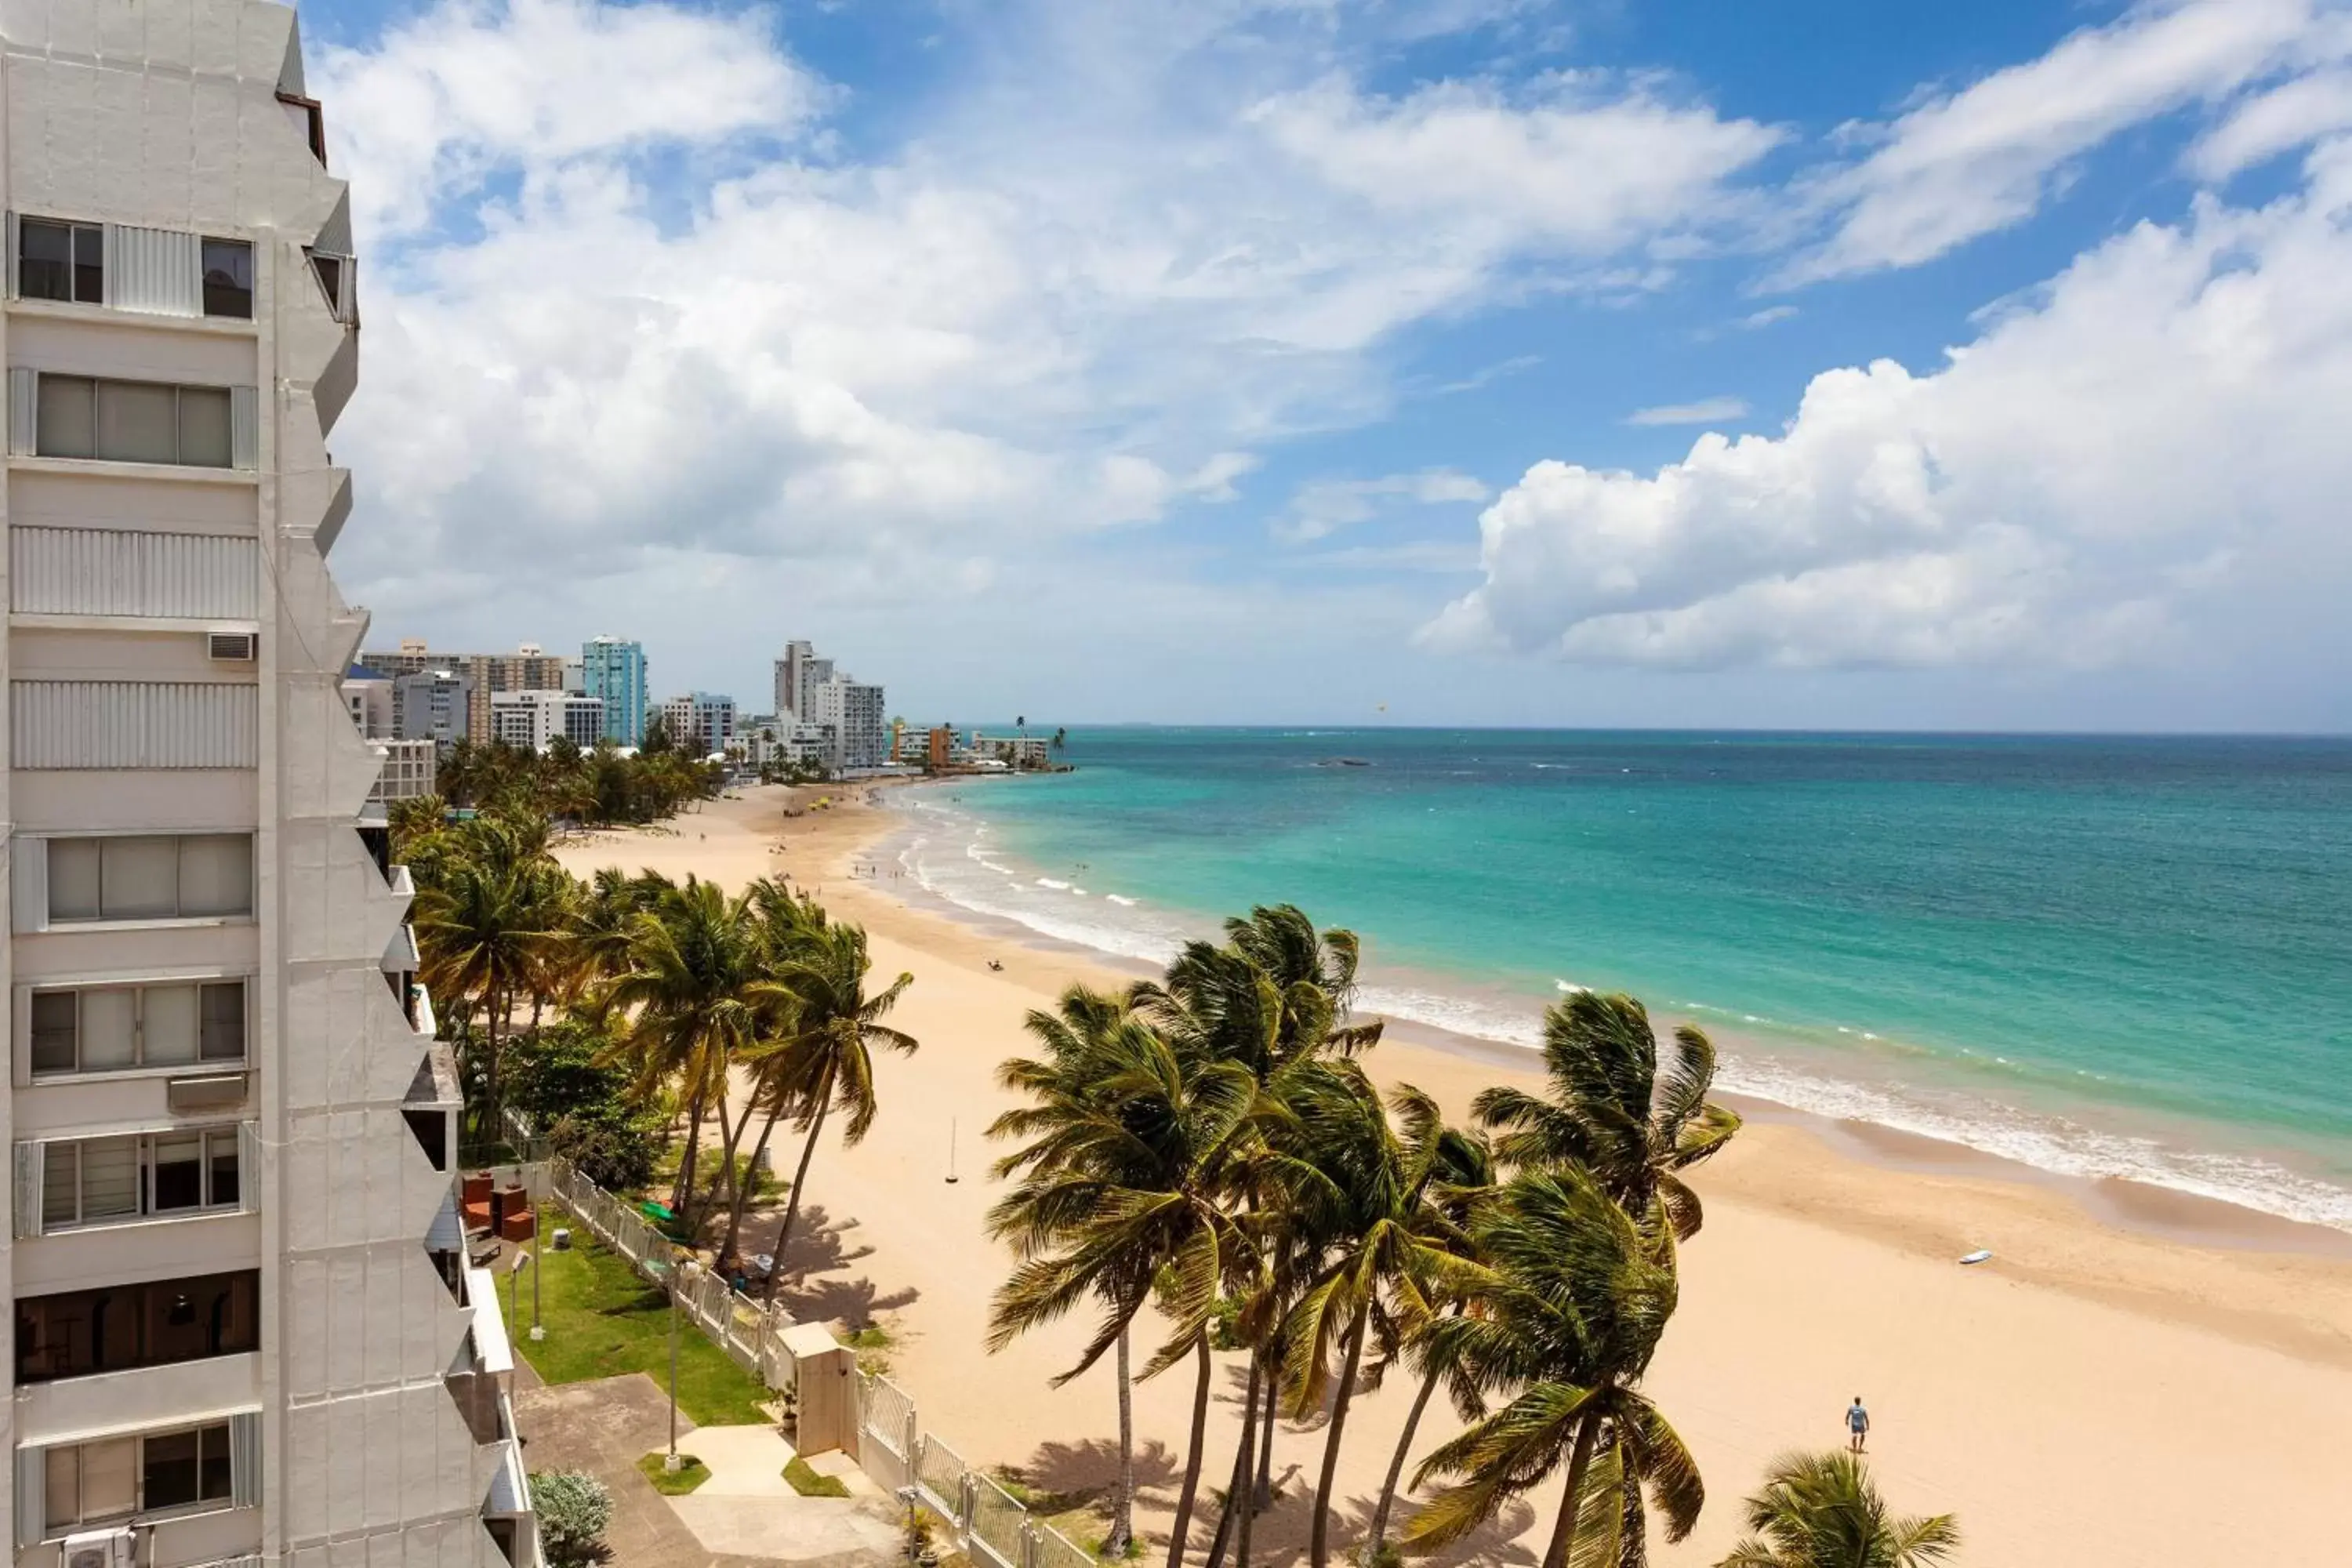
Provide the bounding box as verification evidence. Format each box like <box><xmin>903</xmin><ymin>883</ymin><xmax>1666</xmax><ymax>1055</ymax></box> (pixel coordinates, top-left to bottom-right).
<box><xmin>1847</xmin><ymin>1396</ymin><xmax>1870</xmax><ymax>1454</ymax></box>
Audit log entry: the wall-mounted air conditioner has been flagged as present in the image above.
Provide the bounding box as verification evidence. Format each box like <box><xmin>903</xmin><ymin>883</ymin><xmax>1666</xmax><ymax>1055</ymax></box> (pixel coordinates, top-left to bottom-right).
<box><xmin>207</xmin><ymin>630</ymin><xmax>259</xmax><ymax>662</ymax></box>
<box><xmin>61</xmin><ymin>1526</ymin><xmax>134</xmax><ymax>1568</ymax></box>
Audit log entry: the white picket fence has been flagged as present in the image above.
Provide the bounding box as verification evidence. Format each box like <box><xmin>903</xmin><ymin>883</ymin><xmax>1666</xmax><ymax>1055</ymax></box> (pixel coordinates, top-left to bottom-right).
<box><xmin>858</xmin><ymin>1370</ymin><xmax>1102</xmax><ymax>1568</ymax></box>
<box><xmin>528</xmin><ymin>1157</ymin><xmax>800</xmax><ymax>1392</ymax></box>
<box><xmin>523</xmin><ymin>1153</ymin><xmax>1106</xmax><ymax>1566</ymax></box>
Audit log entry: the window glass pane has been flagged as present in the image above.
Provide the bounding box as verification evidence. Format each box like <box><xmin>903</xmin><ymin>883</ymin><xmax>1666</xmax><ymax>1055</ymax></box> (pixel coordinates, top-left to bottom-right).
<box><xmin>200</xmin><ymin>983</ymin><xmax>245</xmax><ymax>1061</ymax></box>
<box><xmin>147</xmin><ymin>1281</ymin><xmax>208</xmax><ymax>1364</ymax></box>
<box><xmin>45</xmin><ymin>1446</ymin><xmax>78</xmax><ymax>1527</ymax></box>
<box><xmin>47</xmin><ymin>839</ymin><xmax>100</xmax><ymax>921</ymax></box>
<box><xmin>80</xmin><ymin>1138</ymin><xmax>140</xmax><ymax>1220</ymax></box>
<box><xmin>42</xmin><ymin>1144</ymin><xmax>78</xmax><ymax>1228</ymax></box>
<box><xmin>152</xmin><ymin>1134</ymin><xmax>203</xmax><ymax>1211</ymax></box>
<box><xmin>207</xmin><ymin>1131</ymin><xmax>240</xmax><ymax>1209</ymax></box>
<box><xmin>178</xmin><ymin>836</ymin><xmax>252</xmax><ymax>916</ymax></box>
<box><xmin>311</xmin><ymin>252</ymin><xmax>343</xmax><ymax>313</ymax></box>
<box><xmin>201</xmin><ymin>240</ymin><xmax>252</xmax><ymax>319</ymax></box>
<box><xmin>218</xmin><ymin>1272</ymin><xmax>258</xmax><ymax>1352</ymax></box>
<box><xmin>92</xmin><ymin>1287</ymin><xmax>137</xmax><ymax>1372</ymax></box>
<box><xmin>96</xmin><ymin>380</ymin><xmax>179</xmax><ymax>465</ymax></box>
<box><xmin>72</xmin><ymin>224</ymin><xmax>103</xmax><ymax>305</ymax></box>
<box><xmin>142</xmin><ymin>1429</ymin><xmax>200</xmax><ymax>1510</ymax></box>
<box><xmin>177</xmin><ymin>386</ymin><xmax>231</xmax><ymax>468</ymax></box>
<box><xmin>197</xmin><ymin>1422</ymin><xmax>233</xmax><ymax>1501</ymax></box>
<box><xmin>81</xmin><ymin>989</ymin><xmax>136</xmax><ymax>1070</ymax></box>
<box><xmin>143</xmin><ymin>985</ymin><xmax>200</xmax><ymax>1065</ymax></box>
<box><xmin>20</xmin><ymin>219</ymin><xmax>71</xmax><ymax>301</ymax></box>
<box><xmin>102</xmin><ymin>837</ymin><xmax>180</xmax><ymax>919</ymax></box>
<box><xmin>35</xmin><ymin>374</ymin><xmax>95</xmax><ymax>459</ymax></box>
<box><xmin>82</xmin><ymin>1437</ymin><xmax>136</xmax><ymax>1520</ymax></box>
<box><xmin>30</xmin><ymin>993</ymin><xmax>78</xmax><ymax>1073</ymax></box>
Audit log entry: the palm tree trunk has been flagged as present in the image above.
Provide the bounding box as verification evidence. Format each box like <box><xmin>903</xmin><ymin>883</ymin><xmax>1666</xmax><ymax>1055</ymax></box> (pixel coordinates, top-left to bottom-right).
<box><xmin>1365</xmin><ymin>1360</ymin><xmax>1444</xmax><ymax>1560</ymax></box>
<box><xmin>1205</xmin><ymin>1356</ymin><xmax>1261</xmax><ymax>1568</ymax></box>
<box><xmin>720</xmin><ymin>1100</ymin><xmax>786</xmax><ymax>1263</ymax></box>
<box><xmin>1540</xmin><ymin>1415</ymin><xmax>1602</xmax><ymax>1568</ymax></box>
<box><xmin>701</xmin><ymin>1074</ymin><xmax>746</xmax><ymax>1234</ymax></box>
<box><xmin>1308</xmin><ymin>1305</ymin><xmax>1370</xmax><ymax>1568</ymax></box>
<box><xmin>1253</xmin><ymin>1354</ymin><xmax>1277</xmax><ymax>1510</ymax></box>
<box><xmin>485</xmin><ymin>985</ymin><xmax>505</xmax><ymax>1134</ymax></box>
<box><xmin>1166</xmin><ymin>1336</ymin><xmax>1215</xmax><ymax>1568</ymax></box>
<box><xmin>1234</xmin><ymin>1356</ymin><xmax>1260</xmax><ymax>1568</ymax></box>
<box><xmin>1104</xmin><ymin>1325</ymin><xmax>1136</xmax><ymax>1557</ymax></box>
<box><xmin>764</xmin><ymin>1065</ymin><xmax>836</xmax><ymax>1304</ymax></box>
<box><xmin>673</xmin><ymin>1084</ymin><xmax>707</xmax><ymax>1218</ymax></box>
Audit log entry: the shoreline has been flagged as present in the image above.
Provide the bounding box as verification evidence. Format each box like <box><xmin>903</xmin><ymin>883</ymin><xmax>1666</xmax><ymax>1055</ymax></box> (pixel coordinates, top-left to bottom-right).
<box><xmin>853</xmin><ymin>778</ymin><xmax>2352</xmax><ymax>1260</ymax></box>
<box><xmin>555</xmin><ymin>784</ymin><xmax>2352</xmax><ymax>1566</ymax></box>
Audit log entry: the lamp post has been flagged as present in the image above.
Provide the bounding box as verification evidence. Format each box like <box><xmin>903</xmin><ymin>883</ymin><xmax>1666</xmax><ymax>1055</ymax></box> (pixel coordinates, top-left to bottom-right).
<box><xmin>664</xmin><ymin>1246</ymin><xmax>683</xmax><ymax>1472</ymax></box>
<box><xmin>529</xmin><ymin>1201</ymin><xmax>545</xmax><ymax>1341</ymax></box>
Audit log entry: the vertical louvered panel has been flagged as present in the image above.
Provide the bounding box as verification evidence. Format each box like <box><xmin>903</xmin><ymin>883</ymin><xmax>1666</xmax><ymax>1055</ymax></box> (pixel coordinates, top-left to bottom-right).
<box><xmin>103</xmin><ymin>222</ymin><xmax>201</xmax><ymax>316</ymax></box>
<box><xmin>10</xmin><ymin>528</ymin><xmax>259</xmax><ymax>618</ymax></box>
<box><xmin>7</xmin><ymin>367</ymin><xmax>34</xmax><ymax>456</ymax></box>
<box><xmin>4</xmin><ymin>212</ymin><xmax>17</xmax><ymax>299</ymax></box>
<box><xmin>11</xmin><ymin>681</ymin><xmax>259</xmax><ymax>768</ymax></box>
<box><xmin>230</xmin><ymin>384</ymin><xmax>258</xmax><ymax>470</ymax></box>
<box><xmin>11</xmin><ymin>533</ymin><xmax>259</xmax><ymax>620</ymax></box>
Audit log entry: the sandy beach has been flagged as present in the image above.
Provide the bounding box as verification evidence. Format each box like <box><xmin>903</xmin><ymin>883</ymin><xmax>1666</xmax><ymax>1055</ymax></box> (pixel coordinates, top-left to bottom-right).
<box><xmin>556</xmin><ymin>784</ymin><xmax>2352</xmax><ymax>1566</ymax></box>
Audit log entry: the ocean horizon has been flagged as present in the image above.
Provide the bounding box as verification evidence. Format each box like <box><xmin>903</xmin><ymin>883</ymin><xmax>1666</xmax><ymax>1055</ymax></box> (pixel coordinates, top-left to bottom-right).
<box><xmin>878</xmin><ymin>727</ymin><xmax>2352</xmax><ymax>1232</ymax></box>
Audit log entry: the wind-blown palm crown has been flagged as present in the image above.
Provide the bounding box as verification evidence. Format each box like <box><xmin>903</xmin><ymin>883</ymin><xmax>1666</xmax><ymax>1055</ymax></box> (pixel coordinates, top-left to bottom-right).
<box><xmin>1406</xmin><ymin>1167</ymin><xmax>1704</xmax><ymax>1568</ymax></box>
<box><xmin>1474</xmin><ymin>990</ymin><xmax>1740</xmax><ymax>1247</ymax></box>
<box><xmin>1135</xmin><ymin>904</ymin><xmax>1382</xmax><ymax>1083</ymax></box>
<box><xmin>1715</xmin><ymin>1451</ymin><xmax>1958</xmax><ymax>1568</ymax></box>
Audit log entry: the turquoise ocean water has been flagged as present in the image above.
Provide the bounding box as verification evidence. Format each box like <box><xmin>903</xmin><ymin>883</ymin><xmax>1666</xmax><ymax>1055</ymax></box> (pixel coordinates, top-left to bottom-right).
<box><xmin>885</xmin><ymin>730</ymin><xmax>2352</xmax><ymax>1229</ymax></box>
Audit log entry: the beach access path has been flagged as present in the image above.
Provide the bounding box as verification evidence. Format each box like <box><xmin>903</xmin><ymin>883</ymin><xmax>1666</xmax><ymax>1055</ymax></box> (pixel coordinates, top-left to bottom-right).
<box><xmin>555</xmin><ymin>786</ymin><xmax>2352</xmax><ymax>1567</ymax></box>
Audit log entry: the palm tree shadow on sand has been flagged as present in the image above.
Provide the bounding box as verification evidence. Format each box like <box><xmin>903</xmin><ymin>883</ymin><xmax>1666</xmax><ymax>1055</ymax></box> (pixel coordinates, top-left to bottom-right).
<box><xmin>1202</xmin><ymin>1489</ymin><xmax>1541</xmax><ymax>1568</ymax></box>
<box><xmin>750</xmin><ymin>1203</ymin><xmax>920</xmax><ymax>1325</ymax></box>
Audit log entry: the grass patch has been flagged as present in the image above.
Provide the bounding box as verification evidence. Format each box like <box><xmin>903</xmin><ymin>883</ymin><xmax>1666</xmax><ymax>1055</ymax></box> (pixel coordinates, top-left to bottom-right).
<box><xmin>503</xmin><ymin>1207</ymin><xmax>771</xmax><ymax>1426</ymax></box>
<box><xmin>993</xmin><ymin>1468</ymin><xmax>1123</xmax><ymax>1555</ymax></box>
<box><xmin>637</xmin><ymin>1453</ymin><xmax>710</xmax><ymax>1495</ymax></box>
<box><xmin>783</xmin><ymin>1457</ymin><xmax>850</xmax><ymax>1497</ymax></box>
<box><xmin>844</xmin><ymin>1322</ymin><xmax>895</xmax><ymax>1376</ymax></box>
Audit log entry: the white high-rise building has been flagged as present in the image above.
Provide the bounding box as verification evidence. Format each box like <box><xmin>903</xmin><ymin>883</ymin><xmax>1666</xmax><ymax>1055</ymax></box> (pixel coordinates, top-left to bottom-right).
<box><xmin>0</xmin><ymin>5</ymin><xmax>533</xmax><ymax>1566</ymax></box>
<box><xmin>490</xmin><ymin>691</ymin><xmax>604</xmax><ymax>753</ymax></box>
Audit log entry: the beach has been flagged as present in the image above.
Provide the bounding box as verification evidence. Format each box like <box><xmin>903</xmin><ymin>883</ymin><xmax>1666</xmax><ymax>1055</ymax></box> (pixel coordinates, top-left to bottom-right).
<box><xmin>557</xmin><ymin>785</ymin><xmax>2352</xmax><ymax>1566</ymax></box>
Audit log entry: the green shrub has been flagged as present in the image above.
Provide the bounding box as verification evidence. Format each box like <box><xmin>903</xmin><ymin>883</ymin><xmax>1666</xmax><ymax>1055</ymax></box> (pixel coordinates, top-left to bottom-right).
<box><xmin>531</xmin><ymin>1470</ymin><xmax>613</xmax><ymax>1567</ymax></box>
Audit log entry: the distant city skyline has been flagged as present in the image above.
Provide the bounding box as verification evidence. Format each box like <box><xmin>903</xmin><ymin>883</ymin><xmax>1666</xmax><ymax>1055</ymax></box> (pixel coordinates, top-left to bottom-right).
<box><xmin>315</xmin><ymin>0</ymin><xmax>2352</xmax><ymax>734</ymax></box>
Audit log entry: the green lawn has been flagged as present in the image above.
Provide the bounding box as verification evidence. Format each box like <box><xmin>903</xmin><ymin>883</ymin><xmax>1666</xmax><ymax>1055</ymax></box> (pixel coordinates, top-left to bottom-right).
<box><xmin>501</xmin><ymin>1207</ymin><xmax>773</xmax><ymax>1426</ymax></box>
<box><xmin>783</xmin><ymin>1457</ymin><xmax>850</xmax><ymax>1498</ymax></box>
<box><xmin>637</xmin><ymin>1453</ymin><xmax>711</xmax><ymax>1495</ymax></box>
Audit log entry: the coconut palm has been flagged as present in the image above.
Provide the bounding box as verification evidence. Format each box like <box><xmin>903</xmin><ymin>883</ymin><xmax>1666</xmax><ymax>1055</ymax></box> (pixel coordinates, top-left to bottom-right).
<box><xmin>597</xmin><ymin>877</ymin><xmax>762</xmax><ymax>1224</ymax></box>
<box><xmin>1272</xmin><ymin>1068</ymin><xmax>1467</xmax><ymax>1568</ymax></box>
<box><xmin>714</xmin><ymin>883</ymin><xmax>832</xmax><ymax>1264</ymax></box>
<box><xmin>985</xmin><ymin>1015</ymin><xmax>1269</xmax><ymax>1568</ymax></box>
<box><xmin>1363</xmin><ymin>1122</ymin><xmax>1496</xmax><ymax>1562</ymax></box>
<box><xmin>760</xmin><ymin>922</ymin><xmax>916</xmax><ymax>1298</ymax></box>
<box><xmin>413</xmin><ymin>842</ymin><xmax>565</xmax><ymax>1132</ymax></box>
<box><xmin>1406</xmin><ymin>1167</ymin><xmax>1704</xmax><ymax>1568</ymax></box>
<box><xmin>1716</xmin><ymin>1453</ymin><xmax>1959</xmax><ymax>1568</ymax></box>
<box><xmin>986</xmin><ymin>984</ymin><xmax>1153</xmax><ymax>1557</ymax></box>
<box><xmin>1474</xmin><ymin>991</ymin><xmax>1741</xmax><ymax>1250</ymax></box>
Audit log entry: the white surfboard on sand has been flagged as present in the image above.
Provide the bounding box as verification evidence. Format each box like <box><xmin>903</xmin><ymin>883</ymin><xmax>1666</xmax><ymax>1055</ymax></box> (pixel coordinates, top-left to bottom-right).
<box><xmin>1958</xmin><ymin>1249</ymin><xmax>1994</xmax><ymax>1265</ymax></box>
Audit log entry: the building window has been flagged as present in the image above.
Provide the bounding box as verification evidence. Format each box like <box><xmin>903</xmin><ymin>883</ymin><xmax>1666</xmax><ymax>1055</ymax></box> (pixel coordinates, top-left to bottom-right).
<box><xmin>15</xmin><ymin>1270</ymin><xmax>260</xmax><ymax>1383</ymax></box>
<box><xmin>46</xmin><ymin>835</ymin><xmax>252</xmax><ymax>923</ymax></box>
<box><xmin>34</xmin><ymin>377</ymin><xmax>234</xmax><ymax>467</ymax></box>
<box><xmin>42</xmin><ymin>1421</ymin><xmax>233</xmax><ymax>1530</ymax></box>
<box><xmin>200</xmin><ymin>239</ymin><xmax>252</xmax><ymax>319</ymax></box>
<box><xmin>38</xmin><ymin>1128</ymin><xmax>243</xmax><ymax>1230</ymax></box>
<box><xmin>18</xmin><ymin>218</ymin><xmax>102</xmax><ymax>305</ymax></box>
<box><xmin>28</xmin><ymin>981</ymin><xmax>245</xmax><ymax>1076</ymax></box>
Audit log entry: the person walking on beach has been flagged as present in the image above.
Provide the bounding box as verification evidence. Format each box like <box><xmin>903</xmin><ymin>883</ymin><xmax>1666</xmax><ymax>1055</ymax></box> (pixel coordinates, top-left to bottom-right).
<box><xmin>1846</xmin><ymin>1396</ymin><xmax>1870</xmax><ymax>1454</ymax></box>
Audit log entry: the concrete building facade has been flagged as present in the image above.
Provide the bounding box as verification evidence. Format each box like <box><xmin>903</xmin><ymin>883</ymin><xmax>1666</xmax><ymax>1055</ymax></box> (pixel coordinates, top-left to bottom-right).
<box><xmin>657</xmin><ymin>692</ymin><xmax>734</xmax><ymax>757</ymax></box>
<box><xmin>0</xmin><ymin>6</ymin><xmax>532</xmax><ymax>1565</ymax></box>
<box><xmin>355</xmin><ymin>643</ymin><xmax>567</xmax><ymax>747</ymax></box>
<box><xmin>488</xmin><ymin>691</ymin><xmax>601</xmax><ymax>753</ymax></box>
<box><xmin>391</xmin><ymin>670</ymin><xmax>471</xmax><ymax>758</ymax></box>
<box><xmin>578</xmin><ymin>637</ymin><xmax>644</xmax><ymax>748</ymax></box>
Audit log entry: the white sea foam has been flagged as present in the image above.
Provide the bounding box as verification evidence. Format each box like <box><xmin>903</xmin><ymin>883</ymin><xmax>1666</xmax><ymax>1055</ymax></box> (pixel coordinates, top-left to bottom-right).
<box><xmin>880</xmin><ymin>793</ymin><xmax>2352</xmax><ymax>1232</ymax></box>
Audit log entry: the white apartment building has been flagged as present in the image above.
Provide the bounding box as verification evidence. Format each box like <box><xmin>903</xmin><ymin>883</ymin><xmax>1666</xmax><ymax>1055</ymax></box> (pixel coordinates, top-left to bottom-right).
<box><xmin>488</xmin><ymin>691</ymin><xmax>602</xmax><ymax>753</ymax></box>
<box><xmin>364</xmin><ymin>740</ymin><xmax>437</xmax><ymax>806</ymax></box>
<box><xmin>806</xmin><ymin>678</ymin><xmax>887</xmax><ymax>772</ymax></box>
<box><xmin>0</xmin><ymin>7</ymin><xmax>532</xmax><ymax>1568</ymax></box>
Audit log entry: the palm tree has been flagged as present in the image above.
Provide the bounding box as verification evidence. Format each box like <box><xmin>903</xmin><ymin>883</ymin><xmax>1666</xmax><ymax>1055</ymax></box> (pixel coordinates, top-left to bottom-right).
<box><xmin>761</xmin><ymin>923</ymin><xmax>916</xmax><ymax>1299</ymax></box>
<box><xmin>985</xmin><ymin>1014</ymin><xmax>1268</xmax><ymax>1568</ymax></box>
<box><xmin>1272</xmin><ymin>1068</ymin><xmax>1465</xmax><ymax>1568</ymax></box>
<box><xmin>1363</xmin><ymin>1122</ymin><xmax>1496</xmax><ymax>1563</ymax></box>
<box><xmin>1406</xmin><ymin>1168</ymin><xmax>1704</xmax><ymax>1568</ymax></box>
<box><xmin>715</xmin><ymin>883</ymin><xmax>831</xmax><ymax>1263</ymax></box>
<box><xmin>1717</xmin><ymin>1453</ymin><xmax>1959</xmax><ymax>1568</ymax></box>
<box><xmin>597</xmin><ymin>877</ymin><xmax>762</xmax><ymax>1225</ymax></box>
<box><xmin>414</xmin><ymin>840</ymin><xmax>565</xmax><ymax>1133</ymax></box>
<box><xmin>1474</xmin><ymin>991</ymin><xmax>1741</xmax><ymax>1250</ymax></box>
<box><xmin>987</xmin><ymin>985</ymin><xmax>1152</xmax><ymax>1557</ymax></box>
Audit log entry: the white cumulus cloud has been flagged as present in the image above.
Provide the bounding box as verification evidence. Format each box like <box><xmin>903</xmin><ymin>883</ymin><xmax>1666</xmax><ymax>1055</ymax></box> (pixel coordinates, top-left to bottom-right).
<box><xmin>1426</xmin><ymin>139</ymin><xmax>2352</xmax><ymax>669</ymax></box>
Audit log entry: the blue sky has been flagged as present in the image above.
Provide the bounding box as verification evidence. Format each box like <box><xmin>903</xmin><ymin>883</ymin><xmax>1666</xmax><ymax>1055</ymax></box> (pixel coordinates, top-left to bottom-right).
<box><xmin>309</xmin><ymin>0</ymin><xmax>2352</xmax><ymax>730</ymax></box>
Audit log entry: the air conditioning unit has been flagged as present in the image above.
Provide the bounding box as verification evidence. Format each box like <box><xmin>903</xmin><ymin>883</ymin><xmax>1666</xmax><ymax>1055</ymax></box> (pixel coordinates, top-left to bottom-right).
<box><xmin>207</xmin><ymin>630</ymin><xmax>259</xmax><ymax>662</ymax></box>
<box><xmin>61</xmin><ymin>1526</ymin><xmax>134</xmax><ymax>1568</ymax></box>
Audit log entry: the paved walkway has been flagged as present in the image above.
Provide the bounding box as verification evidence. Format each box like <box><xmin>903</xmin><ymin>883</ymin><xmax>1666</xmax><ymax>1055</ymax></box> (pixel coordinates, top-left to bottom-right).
<box><xmin>512</xmin><ymin>1367</ymin><xmax>899</xmax><ymax>1568</ymax></box>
